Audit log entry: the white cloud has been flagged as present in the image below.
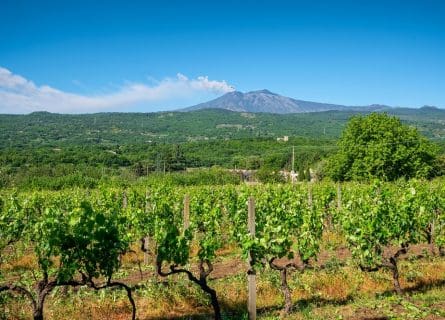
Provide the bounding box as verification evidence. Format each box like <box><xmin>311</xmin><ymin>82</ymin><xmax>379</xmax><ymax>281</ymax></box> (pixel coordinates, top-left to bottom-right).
<box><xmin>0</xmin><ymin>67</ymin><xmax>235</xmax><ymax>114</ymax></box>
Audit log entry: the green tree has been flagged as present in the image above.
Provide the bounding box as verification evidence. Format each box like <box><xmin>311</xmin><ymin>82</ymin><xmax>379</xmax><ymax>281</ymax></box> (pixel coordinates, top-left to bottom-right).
<box><xmin>326</xmin><ymin>113</ymin><xmax>438</xmax><ymax>181</ymax></box>
<box><xmin>298</xmin><ymin>162</ymin><xmax>306</xmax><ymax>181</ymax></box>
<box><xmin>256</xmin><ymin>167</ymin><xmax>285</xmax><ymax>183</ymax></box>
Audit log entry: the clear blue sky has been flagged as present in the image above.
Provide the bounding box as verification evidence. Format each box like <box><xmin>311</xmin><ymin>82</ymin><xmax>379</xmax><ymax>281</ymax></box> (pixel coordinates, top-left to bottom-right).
<box><xmin>0</xmin><ymin>0</ymin><xmax>444</xmax><ymax>113</ymax></box>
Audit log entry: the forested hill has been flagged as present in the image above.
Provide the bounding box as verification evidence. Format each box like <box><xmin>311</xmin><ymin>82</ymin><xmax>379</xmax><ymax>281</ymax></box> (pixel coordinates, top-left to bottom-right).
<box><xmin>1</xmin><ymin>107</ymin><xmax>445</xmax><ymax>148</ymax></box>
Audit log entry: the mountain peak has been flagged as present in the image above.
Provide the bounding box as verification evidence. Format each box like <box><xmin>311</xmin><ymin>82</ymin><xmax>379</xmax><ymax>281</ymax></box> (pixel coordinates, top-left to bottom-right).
<box><xmin>248</xmin><ymin>89</ymin><xmax>277</xmax><ymax>95</ymax></box>
<box><xmin>180</xmin><ymin>90</ymin><xmax>438</xmax><ymax>114</ymax></box>
<box><xmin>182</xmin><ymin>89</ymin><xmax>356</xmax><ymax>114</ymax></box>
<box><xmin>225</xmin><ymin>90</ymin><xmax>244</xmax><ymax>96</ymax></box>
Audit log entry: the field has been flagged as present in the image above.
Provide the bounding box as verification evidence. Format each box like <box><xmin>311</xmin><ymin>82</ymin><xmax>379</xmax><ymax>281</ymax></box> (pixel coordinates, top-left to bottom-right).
<box><xmin>3</xmin><ymin>233</ymin><xmax>445</xmax><ymax>319</ymax></box>
<box><xmin>2</xmin><ymin>181</ymin><xmax>445</xmax><ymax>319</ymax></box>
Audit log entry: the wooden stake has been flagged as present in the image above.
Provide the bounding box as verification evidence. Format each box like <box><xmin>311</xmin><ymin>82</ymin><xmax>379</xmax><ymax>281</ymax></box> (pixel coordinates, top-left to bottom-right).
<box><xmin>248</xmin><ymin>197</ymin><xmax>256</xmax><ymax>320</ymax></box>
<box><xmin>183</xmin><ymin>194</ymin><xmax>190</xmax><ymax>233</ymax></box>
<box><xmin>143</xmin><ymin>236</ymin><xmax>150</xmax><ymax>265</ymax></box>
<box><xmin>144</xmin><ymin>190</ymin><xmax>151</xmax><ymax>265</ymax></box>
<box><xmin>123</xmin><ymin>191</ymin><xmax>127</xmax><ymax>209</ymax></box>
<box><xmin>337</xmin><ymin>184</ymin><xmax>342</xmax><ymax>211</ymax></box>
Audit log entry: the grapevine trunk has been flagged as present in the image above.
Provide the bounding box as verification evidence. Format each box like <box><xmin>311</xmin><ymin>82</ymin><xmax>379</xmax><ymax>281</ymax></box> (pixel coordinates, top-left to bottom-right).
<box><xmin>280</xmin><ymin>268</ymin><xmax>292</xmax><ymax>314</ymax></box>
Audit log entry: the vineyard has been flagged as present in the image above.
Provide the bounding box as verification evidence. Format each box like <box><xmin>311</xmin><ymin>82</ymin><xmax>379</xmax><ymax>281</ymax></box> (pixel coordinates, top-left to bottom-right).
<box><xmin>1</xmin><ymin>180</ymin><xmax>445</xmax><ymax>319</ymax></box>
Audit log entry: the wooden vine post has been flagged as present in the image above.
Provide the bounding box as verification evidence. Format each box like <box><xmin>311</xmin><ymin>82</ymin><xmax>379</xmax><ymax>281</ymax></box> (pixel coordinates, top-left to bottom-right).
<box><xmin>247</xmin><ymin>196</ymin><xmax>256</xmax><ymax>320</ymax></box>
<box><xmin>144</xmin><ymin>190</ymin><xmax>150</xmax><ymax>265</ymax></box>
<box><xmin>143</xmin><ymin>239</ymin><xmax>149</xmax><ymax>264</ymax></box>
<box><xmin>183</xmin><ymin>194</ymin><xmax>190</xmax><ymax>233</ymax></box>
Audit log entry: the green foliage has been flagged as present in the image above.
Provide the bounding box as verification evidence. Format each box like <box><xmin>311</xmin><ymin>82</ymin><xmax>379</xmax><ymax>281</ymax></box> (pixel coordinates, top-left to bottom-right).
<box><xmin>3</xmin><ymin>179</ymin><xmax>445</xmax><ymax>318</ymax></box>
<box><xmin>190</xmin><ymin>188</ymin><xmax>225</xmax><ymax>261</ymax></box>
<box><xmin>410</xmin><ymin>180</ymin><xmax>445</xmax><ymax>249</ymax></box>
<box><xmin>1</xmin><ymin>191</ymin><xmax>131</xmax><ymax>283</ymax></box>
<box><xmin>2</xmin><ymin>108</ymin><xmax>445</xmax><ymax>189</ymax></box>
<box><xmin>298</xmin><ymin>163</ymin><xmax>306</xmax><ymax>181</ymax></box>
<box><xmin>229</xmin><ymin>185</ymin><xmax>324</xmax><ymax>270</ymax></box>
<box><xmin>1</xmin><ymin>108</ymin><xmax>444</xmax><ymax>148</ymax></box>
<box><xmin>340</xmin><ymin>181</ymin><xmax>421</xmax><ymax>268</ymax></box>
<box><xmin>156</xmin><ymin>226</ymin><xmax>192</xmax><ymax>267</ymax></box>
<box><xmin>152</xmin><ymin>186</ymin><xmax>226</xmax><ymax>266</ymax></box>
<box><xmin>255</xmin><ymin>167</ymin><xmax>285</xmax><ymax>183</ymax></box>
<box><xmin>0</xmin><ymin>139</ymin><xmax>334</xmax><ymax>189</ymax></box>
<box><xmin>327</xmin><ymin>113</ymin><xmax>439</xmax><ymax>181</ymax></box>
<box><xmin>144</xmin><ymin>168</ymin><xmax>241</xmax><ymax>187</ymax></box>
<box><xmin>45</xmin><ymin>195</ymin><xmax>130</xmax><ymax>281</ymax></box>
<box><xmin>0</xmin><ymin>192</ymin><xmax>35</xmax><ymax>252</ymax></box>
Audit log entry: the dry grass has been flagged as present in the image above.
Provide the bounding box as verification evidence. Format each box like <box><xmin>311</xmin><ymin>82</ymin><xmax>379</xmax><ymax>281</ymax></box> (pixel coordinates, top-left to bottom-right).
<box><xmin>414</xmin><ymin>260</ymin><xmax>445</xmax><ymax>285</ymax></box>
<box><xmin>321</xmin><ymin>230</ymin><xmax>347</xmax><ymax>251</ymax></box>
<box><xmin>44</xmin><ymin>294</ymin><xmax>136</xmax><ymax>320</ymax></box>
<box><xmin>216</xmin><ymin>242</ymin><xmax>240</xmax><ymax>257</ymax></box>
<box><xmin>257</xmin><ymin>277</ymin><xmax>282</xmax><ymax>309</ymax></box>
<box><xmin>1</xmin><ymin>253</ymin><xmax>37</xmax><ymax>272</ymax></box>
<box><xmin>2</xmin><ymin>242</ymin><xmax>445</xmax><ymax>320</ymax></box>
<box><xmin>309</xmin><ymin>271</ymin><xmax>353</xmax><ymax>300</ymax></box>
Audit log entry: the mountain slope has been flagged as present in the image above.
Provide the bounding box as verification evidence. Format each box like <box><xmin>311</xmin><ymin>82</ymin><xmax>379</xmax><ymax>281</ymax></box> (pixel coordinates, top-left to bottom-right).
<box><xmin>183</xmin><ymin>89</ymin><xmax>389</xmax><ymax>114</ymax></box>
<box><xmin>1</xmin><ymin>107</ymin><xmax>445</xmax><ymax>149</ymax></box>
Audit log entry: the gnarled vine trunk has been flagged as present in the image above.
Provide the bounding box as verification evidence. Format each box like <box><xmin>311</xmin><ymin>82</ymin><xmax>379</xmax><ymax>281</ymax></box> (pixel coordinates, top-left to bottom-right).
<box><xmin>269</xmin><ymin>258</ymin><xmax>300</xmax><ymax>315</ymax></box>
<box><xmin>360</xmin><ymin>244</ymin><xmax>408</xmax><ymax>295</ymax></box>
<box><xmin>157</xmin><ymin>259</ymin><xmax>221</xmax><ymax>320</ymax></box>
<box><xmin>388</xmin><ymin>256</ymin><xmax>402</xmax><ymax>295</ymax></box>
<box><xmin>388</xmin><ymin>244</ymin><xmax>408</xmax><ymax>295</ymax></box>
<box><xmin>1</xmin><ymin>277</ymin><xmax>136</xmax><ymax>320</ymax></box>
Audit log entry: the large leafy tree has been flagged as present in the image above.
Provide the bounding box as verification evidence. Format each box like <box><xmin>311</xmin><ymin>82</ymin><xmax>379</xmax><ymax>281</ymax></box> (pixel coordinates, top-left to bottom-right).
<box><xmin>327</xmin><ymin>113</ymin><xmax>438</xmax><ymax>181</ymax></box>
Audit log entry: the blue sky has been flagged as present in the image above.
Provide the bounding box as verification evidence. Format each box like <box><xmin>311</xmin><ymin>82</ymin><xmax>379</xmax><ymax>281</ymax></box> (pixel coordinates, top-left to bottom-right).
<box><xmin>0</xmin><ymin>0</ymin><xmax>444</xmax><ymax>113</ymax></box>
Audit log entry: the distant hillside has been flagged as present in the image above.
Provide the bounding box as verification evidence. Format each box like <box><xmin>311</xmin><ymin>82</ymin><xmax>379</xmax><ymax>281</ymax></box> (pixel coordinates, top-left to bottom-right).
<box><xmin>1</xmin><ymin>107</ymin><xmax>444</xmax><ymax>149</ymax></box>
<box><xmin>183</xmin><ymin>89</ymin><xmax>390</xmax><ymax>114</ymax></box>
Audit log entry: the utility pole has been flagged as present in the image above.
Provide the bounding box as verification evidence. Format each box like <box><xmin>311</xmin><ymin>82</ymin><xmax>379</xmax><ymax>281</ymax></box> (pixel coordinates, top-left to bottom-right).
<box><xmin>291</xmin><ymin>146</ymin><xmax>295</xmax><ymax>184</ymax></box>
